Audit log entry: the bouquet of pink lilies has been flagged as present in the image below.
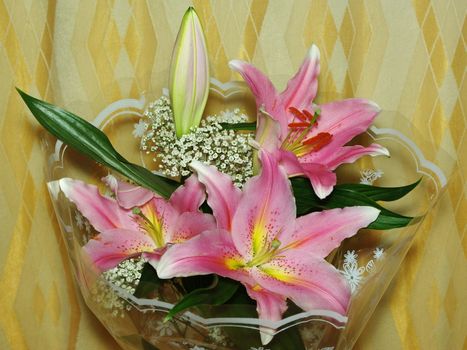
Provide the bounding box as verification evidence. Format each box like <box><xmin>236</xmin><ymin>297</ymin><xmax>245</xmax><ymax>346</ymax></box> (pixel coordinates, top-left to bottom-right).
<box><xmin>19</xmin><ymin>7</ymin><xmax>420</xmax><ymax>350</ymax></box>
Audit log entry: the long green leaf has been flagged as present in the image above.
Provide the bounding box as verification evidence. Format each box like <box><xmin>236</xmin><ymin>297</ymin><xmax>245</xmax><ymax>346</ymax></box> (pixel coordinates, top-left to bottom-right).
<box><xmin>164</xmin><ymin>276</ymin><xmax>239</xmax><ymax>321</ymax></box>
<box><xmin>219</xmin><ymin>122</ymin><xmax>256</xmax><ymax>131</ymax></box>
<box><xmin>17</xmin><ymin>88</ymin><xmax>179</xmax><ymax>198</ymax></box>
<box><xmin>133</xmin><ymin>263</ymin><xmax>163</xmax><ymax>298</ymax></box>
<box><xmin>337</xmin><ymin>178</ymin><xmax>421</xmax><ymax>202</ymax></box>
<box><xmin>291</xmin><ymin>177</ymin><xmax>415</xmax><ymax>230</ymax></box>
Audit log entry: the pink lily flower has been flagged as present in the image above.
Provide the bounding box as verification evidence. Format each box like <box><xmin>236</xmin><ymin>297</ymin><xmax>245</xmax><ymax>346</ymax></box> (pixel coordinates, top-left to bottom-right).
<box><xmin>157</xmin><ymin>151</ymin><xmax>380</xmax><ymax>344</ymax></box>
<box><xmin>59</xmin><ymin>175</ymin><xmax>216</xmax><ymax>271</ymax></box>
<box><xmin>229</xmin><ymin>44</ymin><xmax>389</xmax><ymax>198</ymax></box>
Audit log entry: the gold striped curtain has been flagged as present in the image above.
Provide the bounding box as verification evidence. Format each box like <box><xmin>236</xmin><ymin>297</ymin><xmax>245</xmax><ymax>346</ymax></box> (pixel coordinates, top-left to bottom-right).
<box><xmin>0</xmin><ymin>1</ymin><xmax>465</xmax><ymax>349</ymax></box>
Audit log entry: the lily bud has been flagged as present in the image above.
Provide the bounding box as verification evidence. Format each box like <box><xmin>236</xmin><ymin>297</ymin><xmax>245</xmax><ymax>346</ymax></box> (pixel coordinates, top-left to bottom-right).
<box><xmin>169</xmin><ymin>7</ymin><xmax>210</xmax><ymax>138</ymax></box>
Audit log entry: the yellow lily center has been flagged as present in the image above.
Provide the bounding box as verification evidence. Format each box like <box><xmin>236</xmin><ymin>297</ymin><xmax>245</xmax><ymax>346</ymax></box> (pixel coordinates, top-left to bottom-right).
<box><xmin>246</xmin><ymin>239</ymin><xmax>282</xmax><ymax>267</ymax></box>
<box><xmin>132</xmin><ymin>207</ymin><xmax>165</xmax><ymax>248</ymax></box>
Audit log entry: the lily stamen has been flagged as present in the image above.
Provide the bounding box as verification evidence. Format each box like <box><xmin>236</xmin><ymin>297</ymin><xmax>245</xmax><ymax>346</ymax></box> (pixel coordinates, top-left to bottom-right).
<box><xmin>132</xmin><ymin>207</ymin><xmax>165</xmax><ymax>248</ymax></box>
<box><xmin>288</xmin><ymin>122</ymin><xmax>310</xmax><ymax>128</ymax></box>
<box><xmin>282</xmin><ymin>108</ymin><xmax>330</xmax><ymax>157</ymax></box>
<box><xmin>246</xmin><ymin>238</ymin><xmax>283</xmax><ymax>267</ymax></box>
<box><xmin>288</xmin><ymin>107</ymin><xmax>308</xmax><ymax>122</ymax></box>
<box><xmin>302</xmin><ymin>132</ymin><xmax>332</xmax><ymax>148</ymax></box>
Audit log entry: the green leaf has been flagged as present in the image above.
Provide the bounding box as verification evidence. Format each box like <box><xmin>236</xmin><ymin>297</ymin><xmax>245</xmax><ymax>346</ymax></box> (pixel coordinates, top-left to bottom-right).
<box><xmin>268</xmin><ymin>325</ymin><xmax>306</xmax><ymax>350</ymax></box>
<box><xmin>291</xmin><ymin>177</ymin><xmax>416</xmax><ymax>230</ymax></box>
<box><xmin>164</xmin><ymin>276</ymin><xmax>239</xmax><ymax>321</ymax></box>
<box><xmin>220</xmin><ymin>286</ymin><xmax>306</xmax><ymax>350</ymax></box>
<box><xmin>222</xmin><ymin>317</ymin><xmax>306</xmax><ymax>350</ymax></box>
<box><xmin>141</xmin><ymin>338</ymin><xmax>160</xmax><ymax>350</ymax></box>
<box><xmin>134</xmin><ymin>263</ymin><xmax>163</xmax><ymax>299</ymax></box>
<box><xmin>219</xmin><ymin>122</ymin><xmax>256</xmax><ymax>131</ymax></box>
<box><xmin>17</xmin><ymin>88</ymin><xmax>179</xmax><ymax>199</ymax></box>
<box><xmin>181</xmin><ymin>274</ymin><xmax>216</xmax><ymax>293</ymax></box>
<box><xmin>337</xmin><ymin>178</ymin><xmax>421</xmax><ymax>202</ymax></box>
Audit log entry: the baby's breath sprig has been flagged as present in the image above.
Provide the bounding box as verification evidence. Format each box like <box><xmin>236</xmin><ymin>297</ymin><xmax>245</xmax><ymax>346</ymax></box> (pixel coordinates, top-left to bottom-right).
<box><xmin>91</xmin><ymin>258</ymin><xmax>146</xmax><ymax>317</ymax></box>
<box><xmin>139</xmin><ymin>96</ymin><xmax>254</xmax><ymax>187</ymax></box>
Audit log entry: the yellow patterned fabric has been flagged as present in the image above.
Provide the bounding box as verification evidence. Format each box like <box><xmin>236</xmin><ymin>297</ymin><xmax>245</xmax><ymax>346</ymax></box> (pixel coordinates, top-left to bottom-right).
<box><xmin>0</xmin><ymin>1</ymin><xmax>465</xmax><ymax>349</ymax></box>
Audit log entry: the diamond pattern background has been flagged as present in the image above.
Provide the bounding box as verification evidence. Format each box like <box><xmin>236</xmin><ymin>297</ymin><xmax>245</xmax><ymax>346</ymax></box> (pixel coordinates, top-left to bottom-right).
<box><xmin>0</xmin><ymin>0</ymin><xmax>465</xmax><ymax>349</ymax></box>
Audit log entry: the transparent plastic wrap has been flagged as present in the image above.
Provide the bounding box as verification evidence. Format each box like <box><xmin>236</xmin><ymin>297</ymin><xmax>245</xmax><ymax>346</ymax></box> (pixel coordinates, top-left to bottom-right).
<box><xmin>43</xmin><ymin>80</ymin><xmax>453</xmax><ymax>350</ymax></box>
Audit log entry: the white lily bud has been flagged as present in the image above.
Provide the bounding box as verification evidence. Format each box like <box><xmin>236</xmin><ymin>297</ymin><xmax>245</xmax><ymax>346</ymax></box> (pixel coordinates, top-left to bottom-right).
<box><xmin>169</xmin><ymin>7</ymin><xmax>210</xmax><ymax>138</ymax></box>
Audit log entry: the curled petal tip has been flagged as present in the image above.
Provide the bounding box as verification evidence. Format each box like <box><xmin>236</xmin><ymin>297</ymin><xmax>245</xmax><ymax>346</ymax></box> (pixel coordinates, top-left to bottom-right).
<box><xmin>367</xmin><ymin>100</ymin><xmax>381</xmax><ymax>113</ymax></box>
<box><xmin>315</xmin><ymin>186</ymin><xmax>333</xmax><ymax>199</ymax></box>
<box><xmin>189</xmin><ymin>159</ymin><xmax>205</xmax><ymax>172</ymax></box>
<box><xmin>260</xmin><ymin>331</ymin><xmax>274</xmax><ymax>345</ymax></box>
<box><xmin>378</xmin><ymin>145</ymin><xmax>390</xmax><ymax>157</ymax></box>
<box><xmin>58</xmin><ymin>177</ymin><xmax>71</xmax><ymax>190</ymax></box>
<box><xmin>228</xmin><ymin>59</ymin><xmax>244</xmax><ymax>71</ymax></box>
<box><xmin>308</xmin><ymin>44</ymin><xmax>320</xmax><ymax>61</ymax></box>
<box><xmin>58</xmin><ymin>177</ymin><xmax>79</xmax><ymax>197</ymax></box>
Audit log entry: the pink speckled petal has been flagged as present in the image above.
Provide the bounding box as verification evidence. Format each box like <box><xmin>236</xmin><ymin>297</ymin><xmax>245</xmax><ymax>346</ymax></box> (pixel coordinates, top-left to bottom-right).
<box><xmin>284</xmin><ymin>207</ymin><xmax>380</xmax><ymax>257</ymax></box>
<box><xmin>245</xmin><ymin>286</ymin><xmax>288</xmax><ymax>345</ymax></box>
<box><xmin>157</xmin><ymin>229</ymin><xmax>253</xmax><ymax>285</ymax></box>
<box><xmin>325</xmin><ymin>144</ymin><xmax>390</xmax><ymax>170</ymax></box>
<box><xmin>142</xmin><ymin>250</ymin><xmax>165</xmax><ymax>267</ymax></box>
<box><xmin>232</xmin><ymin>151</ymin><xmax>295</xmax><ymax>260</ymax></box>
<box><xmin>229</xmin><ymin>60</ymin><xmax>278</xmax><ymax>113</ymax></box>
<box><xmin>59</xmin><ymin>178</ymin><xmax>137</xmax><ymax>232</ymax></box>
<box><xmin>169</xmin><ymin>174</ymin><xmax>206</xmax><ymax>213</ymax></box>
<box><xmin>139</xmin><ymin>197</ymin><xmax>177</xmax><ymax>244</ymax></box>
<box><xmin>302</xmin><ymin>99</ymin><xmax>381</xmax><ymax>164</ymax></box>
<box><xmin>168</xmin><ymin>212</ymin><xmax>216</xmax><ymax>243</ymax></box>
<box><xmin>83</xmin><ymin>228</ymin><xmax>156</xmax><ymax>271</ymax></box>
<box><xmin>103</xmin><ymin>175</ymin><xmax>155</xmax><ymax>209</ymax></box>
<box><xmin>252</xmin><ymin>249</ymin><xmax>350</xmax><ymax>316</ymax></box>
<box><xmin>190</xmin><ymin>161</ymin><xmax>242</xmax><ymax>230</ymax></box>
<box><xmin>279</xmin><ymin>45</ymin><xmax>320</xmax><ymax>120</ymax></box>
<box><xmin>276</xmin><ymin>149</ymin><xmax>304</xmax><ymax>176</ymax></box>
<box><xmin>300</xmin><ymin>163</ymin><xmax>337</xmax><ymax>199</ymax></box>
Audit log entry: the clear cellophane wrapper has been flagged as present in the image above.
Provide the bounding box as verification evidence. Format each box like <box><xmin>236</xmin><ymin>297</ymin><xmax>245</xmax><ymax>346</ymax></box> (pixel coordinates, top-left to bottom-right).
<box><xmin>43</xmin><ymin>80</ymin><xmax>454</xmax><ymax>350</ymax></box>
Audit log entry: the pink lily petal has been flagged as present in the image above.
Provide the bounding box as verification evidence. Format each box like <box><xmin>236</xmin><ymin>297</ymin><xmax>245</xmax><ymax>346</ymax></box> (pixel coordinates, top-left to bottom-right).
<box><xmin>190</xmin><ymin>161</ymin><xmax>242</xmax><ymax>230</ymax></box>
<box><xmin>83</xmin><ymin>228</ymin><xmax>156</xmax><ymax>271</ymax></box>
<box><xmin>302</xmin><ymin>98</ymin><xmax>381</xmax><ymax>164</ymax></box>
<box><xmin>245</xmin><ymin>286</ymin><xmax>288</xmax><ymax>345</ymax></box>
<box><xmin>279</xmin><ymin>44</ymin><xmax>320</xmax><ymax>119</ymax></box>
<box><xmin>284</xmin><ymin>207</ymin><xmax>380</xmax><ymax>257</ymax></box>
<box><xmin>325</xmin><ymin>144</ymin><xmax>390</xmax><ymax>170</ymax></box>
<box><xmin>103</xmin><ymin>175</ymin><xmax>155</xmax><ymax>209</ymax></box>
<box><xmin>59</xmin><ymin>178</ymin><xmax>138</xmax><ymax>232</ymax></box>
<box><xmin>229</xmin><ymin>60</ymin><xmax>277</xmax><ymax>113</ymax></box>
<box><xmin>139</xmin><ymin>196</ymin><xmax>215</xmax><ymax>249</ymax></box>
<box><xmin>169</xmin><ymin>212</ymin><xmax>216</xmax><ymax>243</ymax></box>
<box><xmin>276</xmin><ymin>149</ymin><xmax>307</xmax><ymax>176</ymax></box>
<box><xmin>232</xmin><ymin>151</ymin><xmax>295</xmax><ymax>260</ymax></box>
<box><xmin>169</xmin><ymin>174</ymin><xmax>206</xmax><ymax>213</ymax></box>
<box><xmin>256</xmin><ymin>110</ymin><xmax>283</xmax><ymax>150</ymax></box>
<box><xmin>251</xmin><ymin>249</ymin><xmax>350</xmax><ymax>315</ymax></box>
<box><xmin>157</xmin><ymin>229</ymin><xmax>254</xmax><ymax>286</ymax></box>
<box><xmin>300</xmin><ymin>163</ymin><xmax>337</xmax><ymax>199</ymax></box>
<box><xmin>142</xmin><ymin>250</ymin><xmax>165</xmax><ymax>267</ymax></box>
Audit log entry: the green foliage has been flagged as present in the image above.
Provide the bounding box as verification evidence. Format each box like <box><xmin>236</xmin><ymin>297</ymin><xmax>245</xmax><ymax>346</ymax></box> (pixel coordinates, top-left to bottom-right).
<box><xmin>17</xmin><ymin>89</ymin><xmax>179</xmax><ymax>199</ymax></box>
<box><xmin>219</xmin><ymin>121</ymin><xmax>257</xmax><ymax>131</ymax></box>
<box><xmin>133</xmin><ymin>263</ymin><xmax>163</xmax><ymax>298</ymax></box>
<box><xmin>164</xmin><ymin>276</ymin><xmax>239</xmax><ymax>321</ymax></box>
<box><xmin>292</xmin><ymin>177</ymin><xmax>419</xmax><ymax>230</ymax></box>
